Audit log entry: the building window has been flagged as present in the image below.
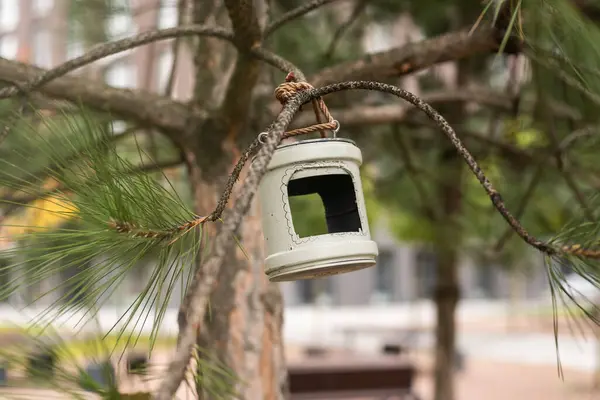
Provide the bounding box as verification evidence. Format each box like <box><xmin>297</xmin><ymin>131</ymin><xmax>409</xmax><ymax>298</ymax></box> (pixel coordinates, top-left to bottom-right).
<box><xmin>105</xmin><ymin>60</ymin><xmax>137</xmax><ymax>89</ymax></box>
<box><xmin>32</xmin><ymin>0</ymin><xmax>54</xmax><ymax>18</ymax></box>
<box><xmin>60</xmin><ymin>261</ymin><xmax>90</xmax><ymax>307</ymax></box>
<box><xmin>0</xmin><ymin>0</ymin><xmax>19</xmax><ymax>32</ymax></box>
<box><xmin>106</xmin><ymin>0</ymin><xmax>135</xmax><ymax>40</ymax></box>
<box><xmin>363</xmin><ymin>23</ymin><xmax>394</xmax><ymax>54</ymax></box>
<box><xmin>157</xmin><ymin>50</ymin><xmax>174</xmax><ymax>93</ymax></box>
<box><xmin>66</xmin><ymin>40</ymin><xmax>84</xmax><ymax>60</ymax></box>
<box><xmin>0</xmin><ymin>258</ymin><xmax>8</xmax><ymax>303</ymax></box>
<box><xmin>475</xmin><ymin>263</ymin><xmax>497</xmax><ymax>299</ymax></box>
<box><xmin>105</xmin><ymin>61</ymin><xmax>135</xmax><ymax>136</ymax></box>
<box><xmin>0</xmin><ymin>34</ymin><xmax>17</xmax><ymax>59</ymax></box>
<box><xmin>111</xmin><ymin>120</ymin><xmax>127</xmax><ymax>135</ymax></box>
<box><xmin>158</xmin><ymin>0</ymin><xmax>178</xmax><ymax>29</ymax></box>
<box><xmin>415</xmin><ymin>248</ymin><xmax>437</xmax><ymax>299</ymax></box>
<box><xmin>33</xmin><ymin>29</ymin><xmax>53</xmax><ymax>68</ymax></box>
<box><xmin>66</xmin><ymin>21</ymin><xmax>85</xmax><ymax>60</ymax></box>
<box><xmin>298</xmin><ymin>278</ymin><xmax>333</xmax><ymax>305</ymax></box>
<box><xmin>372</xmin><ymin>249</ymin><xmax>394</xmax><ymax>303</ymax></box>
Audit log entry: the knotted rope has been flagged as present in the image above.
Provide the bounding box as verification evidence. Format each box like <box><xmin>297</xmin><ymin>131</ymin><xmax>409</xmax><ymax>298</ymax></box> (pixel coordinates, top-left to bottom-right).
<box><xmin>272</xmin><ymin>72</ymin><xmax>338</xmax><ymax>140</ymax></box>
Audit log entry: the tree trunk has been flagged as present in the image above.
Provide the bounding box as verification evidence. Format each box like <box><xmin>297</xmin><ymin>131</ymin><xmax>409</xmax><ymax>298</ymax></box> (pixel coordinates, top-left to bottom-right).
<box><xmin>178</xmin><ymin>0</ymin><xmax>288</xmax><ymax>396</ymax></box>
<box><xmin>432</xmin><ymin>152</ymin><xmax>462</xmax><ymax>400</ymax></box>
<box><xmin>432</xmin><ymin>55</ymin><xmax>470</xmax><ymax>400</ymax></box>
<box><xmin>506</xmin><ymin>265</ymin><xmax>522</xmax><ymax>333</ymax></box>
<box><xmin>184</xmin><ymin>136</ymin><xmax>287</xmax><ymax>399</ymax></box>
<box><xmin>195</xmin><ymin>198</ymin><xmax>288</xmax><ymax>400</ymax></box>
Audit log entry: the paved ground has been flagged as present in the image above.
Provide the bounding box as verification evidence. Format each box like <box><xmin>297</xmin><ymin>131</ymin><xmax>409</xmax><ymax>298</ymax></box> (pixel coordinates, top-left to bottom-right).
<box><xmin>0</xmin><ymin>350</ymin><xmax>596</xmax><ymax>400</ymax></box>
<box><xmin>1</xmin><ymin>300</ymin><xmax>599</xmax><ymax>399</ymax></box>
<box><xmin>411</xmin><ymin>351</ymin><xmax>597</xmax><ymax>400</ymax></box>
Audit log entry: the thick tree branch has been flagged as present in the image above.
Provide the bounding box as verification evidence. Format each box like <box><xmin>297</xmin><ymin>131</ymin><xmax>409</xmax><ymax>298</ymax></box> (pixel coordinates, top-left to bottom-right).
<box><xmin>191</xmin><ymin>1</ymin><xmax>228</xmax><ymax>106</ymax></box>
<box><xmin>219</xmin><ymin>0</ymin><xmax>263</xmax><ymax>140</ymax></box>
<box><xmin>291</xmin><ymin>90</ymin><xmax>594</xmax><ymax>171</ymax></box>
<box><xmin>0</xmin><ymin>58</ymin><xmax>202</xmax><ymax>137</ymax></box>
<box><xmin>165</xmin><ymin>0</ymin><xmax>188</xmax><ymax>97</ymax></box>
<box><xmin>0</xmin><ymin>25</ymin><xmax>234</xmax><ymax>99</ymax></box>
<box><xmin>225</xmin><ymin>0</ymin><xmax>261</xmax><ymax>47</ymax></box>
<box><xmin>310</xmin><ymin>26</ymin><xmax>500</xmax><ymax>86</ymax></box>
<box><xmin>251</xmin><ymin>46</ymin><xmax>305</xmax><ymax>80</ymax></box>
<box><xmin>291</xmin><ymin>88</ymin><xmax>514</xmax><ymax>127</ymax></box>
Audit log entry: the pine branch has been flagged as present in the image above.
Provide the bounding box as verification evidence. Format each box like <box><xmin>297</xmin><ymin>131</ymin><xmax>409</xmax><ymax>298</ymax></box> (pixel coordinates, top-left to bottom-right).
<box><xmin>391</xmin><ymin>124</ymin><xmax>439</xmax><ymax>221</ymax></box>
<box><xmin>217</xmin><ymin>0</ymin><xmax>265</xmax><ymax>150</ymax></box>
<box><xmin>0</xmin><ymin>25</ymin><xmax>300</xmax><ymax>143</ymax></box>
<box><xmin>154</xmin><ymin>79</ymin><xmax>308</xmax><ymax>400</ymax></box>
<box><xmin>225</xmin><ymin>0</ymin><xmax>261</xmax><ymax>48</ymax></box>
<box><xmin>165</xmin><ymin>0</ymin><xmax>188</xmax><ymax>97</ymax></box>
<box><xmin>323</xmin><ymin>0</ymin><xmax>367</xmax><ymax>60</ymax></box>
<box><xmin>190</xmin><ymin>1</ymin><xmax>229</xmax><ymax>106</ymax></box>
<box><xmin>310</xmin><ymin>25</ymin><xmax>501</xmax><ymax>86</ymax></box>
<box><xmin>291</xmin><ymin>92</ymin><xmax>545</xmax><ymax>166</ymax></box>
<box><xmin>157</xmin><ymin>80</ymin><xmax>584</xmax><ymax>397</ymax></box>
<box><xmin>291</xmin><ymin>88</ymin><xmax>515</xmax><ymax>126</ymax></box>
<box><xmin>0</xmin><ymin>57</ymin><xmax>199</xmax><ymax>135</ymax></box>
<box><xmin>1</xmin><ymin>157</ymin><xmax>184</xmax><ymax>221</ymax></box>
<box><xmin>1</xmin><ymin>123</ymin><xmax>139</xmax><ymax>210</ymax></box>
<box><xmin>250</xmin><ymin>46</ymin><xmax>306</xmax><ymax>80</ymax></box>
<box><xmin>0</xmin><ymin>79</ymin><xmax>28</xmax><ymax>145</ymax></box>
<box><xmin>546</xmin><ymin>125</ymin><xmax>595</xmax><ymax>221</ymax></box>
<box><xmin>0</xmin><ymin>110</ymin><xmax>199</xmax><ymax>349</ymax></box>
<box><xmin>527</xmin><ymin>49</ymin><xmax>600</xmax><ymax>109</ymax></box>
<box><xmin>0</xmin><ymin>25</ymin><xmax>235</xmax><ymax>100</ymax></box>
<box><xmin>494</xmin><ymin>165</ymin><xmax>545</xmax><ymax>252</ymax></box>
<box><xmin>263</xmin><ymin>0</ymin><xmax>344</xmax><ymax>38</ymax></box>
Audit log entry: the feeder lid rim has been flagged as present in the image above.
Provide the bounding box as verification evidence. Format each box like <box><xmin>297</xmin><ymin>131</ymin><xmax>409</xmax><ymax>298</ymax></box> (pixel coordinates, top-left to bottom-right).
<box><xmin>251</xmin><ymin>138</ymin><xmax>359</xmax><ymax>163</ymax></box>
<box><xmin>275</xmin><ymin>137</ymin><xmax>357</xmax><ymax>149</ymax></box>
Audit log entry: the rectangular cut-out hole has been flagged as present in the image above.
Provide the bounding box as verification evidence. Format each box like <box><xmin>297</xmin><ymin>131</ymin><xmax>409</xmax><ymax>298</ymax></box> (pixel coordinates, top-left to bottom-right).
<box><xmin>288</xmin><ymin>172</ymin><xmax>362</xmax><ymax>238</ymax></box>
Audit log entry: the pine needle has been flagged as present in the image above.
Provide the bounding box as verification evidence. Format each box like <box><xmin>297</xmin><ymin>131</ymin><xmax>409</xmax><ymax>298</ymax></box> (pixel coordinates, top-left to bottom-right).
<box><xmin>0</xmin><ymin>108</ymin><xmax>203</xmax><ymax>356</ymax></box>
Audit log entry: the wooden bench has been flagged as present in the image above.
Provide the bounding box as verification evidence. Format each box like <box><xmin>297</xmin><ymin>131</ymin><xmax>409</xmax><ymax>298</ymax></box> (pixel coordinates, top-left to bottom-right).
<box><xmin>287</xmin><ymin>355</ymin><xmax>420</xmax><ymax>399</ymax></box>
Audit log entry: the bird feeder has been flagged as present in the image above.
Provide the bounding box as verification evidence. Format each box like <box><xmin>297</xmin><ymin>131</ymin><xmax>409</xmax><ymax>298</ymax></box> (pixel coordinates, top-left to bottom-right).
<box><xmin>258</xmin><ymin>138</ymin><xmax>378</xmax><ymax>282</ymax></box>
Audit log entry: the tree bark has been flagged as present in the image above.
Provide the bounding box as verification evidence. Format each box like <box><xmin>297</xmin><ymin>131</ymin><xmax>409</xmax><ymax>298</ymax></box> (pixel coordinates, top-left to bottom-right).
<box><xmin>186</xmin><ymin>149</ymin><xmax>287</xmax><ymax>399</ymax></box>
<box><xmin>195</xmin><ymin>197</ymin><xmax>287</xmax><ymax>399</ymax></box>
<box><xmin>432</xmin><ymin>151</ymin><xmax>462</xmax><ymax>400</ymax></box>
<box><xmin>431</xmin><ymin>54</ymin><xmax>470</xmax><ymax>400</ymax></box>
<box><xmin>183</xmin><ymin>1</ymin><xmax>288</xmax><ymax>396</ymax></box>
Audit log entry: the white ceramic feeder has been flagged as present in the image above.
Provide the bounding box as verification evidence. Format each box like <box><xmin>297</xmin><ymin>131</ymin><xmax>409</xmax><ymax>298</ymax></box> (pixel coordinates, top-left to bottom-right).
<box><xmin>258</xmin><ymin>138</ymin><xmax>378</xmax><ymax>282</ymax></box>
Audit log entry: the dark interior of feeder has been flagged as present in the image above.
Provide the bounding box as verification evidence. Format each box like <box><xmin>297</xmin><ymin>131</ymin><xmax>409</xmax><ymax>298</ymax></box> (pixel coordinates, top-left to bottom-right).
<box><xmin>287</xmin><ymin>172</ymin><xmax>362</xmax><ymax>238</ymax></box>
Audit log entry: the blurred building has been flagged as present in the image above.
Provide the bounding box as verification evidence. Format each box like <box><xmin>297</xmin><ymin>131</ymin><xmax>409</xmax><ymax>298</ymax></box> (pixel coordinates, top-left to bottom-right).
<box><xmin>0</xmin><ymin>0</ymin><xmax>550</xmax><ymax>309</ymax></box>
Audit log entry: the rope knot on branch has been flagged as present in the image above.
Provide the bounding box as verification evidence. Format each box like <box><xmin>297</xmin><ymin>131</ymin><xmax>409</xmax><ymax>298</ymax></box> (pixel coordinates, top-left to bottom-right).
<box><xmin>274</xmin><ymin>80</ymin><xmax>314</xmax><ymax>105</ymax></box>
<box><xmin>273</xmin><ymin>72</ymin><xmax>338</xmax><ymax>139</ymax></box>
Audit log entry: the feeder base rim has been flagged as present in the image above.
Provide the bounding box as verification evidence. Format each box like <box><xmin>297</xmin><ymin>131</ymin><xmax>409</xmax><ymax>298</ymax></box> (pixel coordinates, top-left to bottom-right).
<box><xmin>264</xmin><ymin>240</ymin><xmax>378</xmax><ymax>282</ymax></box>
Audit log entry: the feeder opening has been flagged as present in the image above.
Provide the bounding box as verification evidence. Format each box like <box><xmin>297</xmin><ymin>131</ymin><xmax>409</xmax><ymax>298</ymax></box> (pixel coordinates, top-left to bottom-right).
<box><xmin>287</xmin><ymin>171</ymin><xmax>362</xmax><ymax>238</ymax></box>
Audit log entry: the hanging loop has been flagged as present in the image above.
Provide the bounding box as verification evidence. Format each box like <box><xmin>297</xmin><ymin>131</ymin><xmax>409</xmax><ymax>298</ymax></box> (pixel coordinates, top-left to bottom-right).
<box><xmin>331</xmin><ymin>120</ymin><xmax>340</xmax><ymax>138</ymax></box>
<box><xmin>258</xmin><ymin>132</ymin><xmax>268</xmax><ymax>144</ymax></box>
